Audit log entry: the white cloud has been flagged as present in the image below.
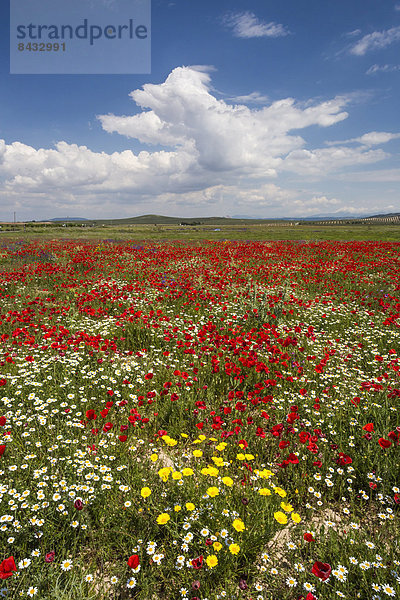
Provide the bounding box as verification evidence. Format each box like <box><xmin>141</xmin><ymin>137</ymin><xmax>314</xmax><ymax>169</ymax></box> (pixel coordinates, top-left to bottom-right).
<box><xmin>228</xmin><ymin>91</ymin><xmax>269</xmax><ymax>104</ymax></box>
<box><xmin>344</xmin><ymin>29</ymin><xmax>362</xmax><ymax>38</ymax></box>
<box><xmin>222</xmin><ymin>11</ymin><xmax>289</xmax><ymax>39</ymax></box>
<box><xmin>350</xmin><ymin>26</ymin><xmax>400</xmax><ymax>55</ymax></box>
<box><xmin>340</xmin><ymin>168</ymin><xmax>400</xmax><ymax>182</ymax></box>
<box><xmin>0</xmin><ymin>67</ymin><xmax>397</xmax><ymax>218</ymax></box>
<box><xmin>282</xmin><ymin>146</ymin><xmax>387</xmax><ymax>176</ymax></box>
<box><xmin>366</xmin><ymin>63</ymin><xmax>400</xmax><ymax>74</ymax></box>
<box><xmin>98</xmin><ymin>67</ymin><xmax>350</xmax><ymax>175</ymax></box>
<box><xmin>325</xmin><ymin>131</ymin><xmax>400</xmax><ymax>146</ymax></box>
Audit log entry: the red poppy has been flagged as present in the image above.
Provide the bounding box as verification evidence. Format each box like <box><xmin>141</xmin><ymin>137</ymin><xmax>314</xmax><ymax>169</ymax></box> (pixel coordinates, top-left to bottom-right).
<box><xmin>0</xmin><ymin>556</ymin><xmax>17</xmax><ymax>579</ymax></box>
<box><xmin>85</xmin><ymin>409</ymin><xmax>97</xmax><ymax>420</ymax></box>
<box><xmin>362</xmin><ymin>423</ymin><xmax>374</xmax><ymax>432</ymax></box>
<box><xmin>127</xmin><ymin>555</ymin><xmax>140</xmax><ymax>569</ymax></box>
<box><xmin>303</xmin><ymin>533</ymin><xmax>315</xmax><ymax>542</ymax></box>
<box><xmin>0</xmin><ymin>416</ymin><xmax>6</xmax><ymax>426</ymax></box>
<box><xmin>336</xmin><ymin>452</ymin><xmax>352</xmax><ymax>465</ymax></box>
<box><xmin>191</xmin><ymin>555</ymin><xmax>203</xmax><ymax>570</ymax></box>
<box><xmin>118</xmin><ymin>435</ymin><xmax>127</xmax><ymax>442</ymax></box>
<box><xmin>0</xmin><ymin>445</ymin><xmax>5</xmax><ymax>457</ymax></box>
<box><xmin>378</xmin><ymin>437</ymin><xmax>392</xmax><ymax>448</ymax></box>
<box><xmin>311</xmin><ymin>561</ymin><xmax>331</xmax><ymax>581</ymax></box>
<box><xmin>44</xmin><ymin>551</ymin><xmax>55</xmax><ymax>563</ymax></box>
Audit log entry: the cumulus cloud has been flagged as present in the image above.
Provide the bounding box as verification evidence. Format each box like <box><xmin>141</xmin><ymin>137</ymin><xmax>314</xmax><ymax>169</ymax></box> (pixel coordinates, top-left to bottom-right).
<box><xmin>98</xmin><ymin>67</ymin><xmax>350</xmax><ymax>175</ymax></box>
<box><xmin>325</xmin><ymin>131</ymin><xmax>400</xmax><ymax>146</ymax></box>
<box><xmin>349</xmin><ymin>26</ymin><xmax>400</xmax><ymax>55</ymax></box>
<box><xmin>227</xmin><ymin>91</ymin><xmax>269</xmax><ymax>104</ymax></box>
<box><xmin>222</xmin><ymin>11</ymin><xmax>289</xmax><ymax>39</ymax></box>
<box><xmin>282</xmin><ymin>146</ymin><xmax>387</xmax><ymax>176</ymax></box>
<box><xmin>0</xmin><ymin>66</ymin><xmax>397</xmax><ymax>218</ymax></box>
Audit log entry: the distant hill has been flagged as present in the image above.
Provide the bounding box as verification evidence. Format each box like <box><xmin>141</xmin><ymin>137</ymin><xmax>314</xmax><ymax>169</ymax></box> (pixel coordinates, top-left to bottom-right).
<box><xmin>366</xmin><ymin>212</ymin><xmax>400</xmax><ymax>219</ymax></box>
<box><xmin>44</xmin><ymin>212</ymin><xmax>399</xmax><ymax>226</ymax></box>
<box><xmin>49</xmin><ymin>217</ymin><xmax>88</xmax><ymax>222</ymax></box>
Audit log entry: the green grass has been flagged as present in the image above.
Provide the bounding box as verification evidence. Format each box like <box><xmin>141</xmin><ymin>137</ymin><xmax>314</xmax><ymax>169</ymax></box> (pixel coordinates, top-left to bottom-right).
<box><xmin>1</xmin><ymin>222</ymin><xmax>400</xmax><ymax>241</ymax></box>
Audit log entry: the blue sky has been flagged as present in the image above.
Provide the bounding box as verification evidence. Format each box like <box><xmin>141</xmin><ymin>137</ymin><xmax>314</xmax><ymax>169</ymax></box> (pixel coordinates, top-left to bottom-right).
<box><xmin>0</xmin><ymin>0</ymin><xmax>400</xmax><ymax>220</ymax></box>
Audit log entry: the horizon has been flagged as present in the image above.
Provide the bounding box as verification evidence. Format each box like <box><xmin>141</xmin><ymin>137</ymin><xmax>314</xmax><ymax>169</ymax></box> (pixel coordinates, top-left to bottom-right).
<box><xmin>1</xmin><ymin>0</ymin><xmax>400</xmax><ymax>220</ymax></box>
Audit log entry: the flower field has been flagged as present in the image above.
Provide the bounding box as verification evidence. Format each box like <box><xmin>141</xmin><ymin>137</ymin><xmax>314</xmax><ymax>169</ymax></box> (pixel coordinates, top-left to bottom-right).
<box><xmin>0</xmin><ymin>239</ymin><xmax>399</xmax><ymax>600</ymax></box>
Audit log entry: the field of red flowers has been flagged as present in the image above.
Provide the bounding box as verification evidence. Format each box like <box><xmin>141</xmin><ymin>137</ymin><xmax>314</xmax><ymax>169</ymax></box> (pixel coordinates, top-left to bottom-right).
<box><xmin>0</xmin><ymin>240</ymin><xmax>399</xmax><ymax>600</ymax></box>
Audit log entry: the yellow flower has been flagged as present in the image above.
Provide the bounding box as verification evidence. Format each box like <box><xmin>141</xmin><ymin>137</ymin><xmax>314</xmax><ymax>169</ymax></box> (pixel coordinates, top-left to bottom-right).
<box><xmin>232</xmin><ymin>518</ymin><xmax>245</xmax><ymax>532</ymax></box>
<box><xmin>162</xmin><ymin>435</ymin><xmax>177</xmax><ymax>447</ymax></box>
<box><xmin>201</xmin><ymin>466</ymin><xmax>219</xmax><ymax>477</ymax></box>
<box><xmin>222</xmin><ymin>476</ymin><xmax>234</xmax><ymax>487</ymax></box>
<box><xmin>198</xmin><ymin>435</ymin><xmax>206</xmax><ymax>441</ymax></box>
<box><xmin>258</xmin><ymin>469</ymin><xmax>273</xmax><ymax>479</ymax></box>
<box><xmin>150</xmin><ymin>454</ymin><xmax>158</xmax><ymax>462</ymax></box>
<box><xmin>181</xmin><ymin>433</ymin><xmax>188</xmax><ymax>438</ymax></box>
<box><xmin>193</xmin><ymin>449</ymin><xmax>203</xmax><ymax>457</ymax></box>
<box><xmin>281</xmin><ymin>502</ymin><xmax>293</xmax><ymax>513</ymax></box>
<box><xmin>172</xmin><ymin>471</ymin><xmax>182</xmax><ymax>480</ymax></box>
<box><xmin>213</xmin><ymin>541</ymin><xmax>222</xmax><ymax>552</ymax></box>
<box><xmin>216</xmin><ymin>442</ymin><xmax>227</xmax><ymax>451</ymax></box>
<box><xmin>186</xmin><ymin>502</ymin><xmax>195</xmax><ymax>511</ymax></box>
<box><xmin>174</xmin><ymin>505</ymin><xmax>181</xmax><ymax>512</ymax></box>
<box><xmin>258</xmin><ymin>488</ymin><xmax>271</xmax><ymax>496</ymax></box>
<box><xmin>207</xmin><ymin>486</ymin><xmax>219</xmax><ymax>498</ymax></box>
<box><xmin>274</xmin><ymin>511</ymin><xmax>288</xmax><ymax>525</ymax></box>
<box><xmin>291</xmin><ymin>512</ymin><xmax>301</xmax><ymax>523</ymax></box>
<box><xmin>182</xmin><ymin>468</ymin><xmax>194</xmax><ymax>476</ymax></box>
<box><xmin>206</xmin><ymin>555</ymin><xmax>218</xmax><ymax>568</ymax></box>
<box><xmin>158</xmin><ymin>467</ymin><xmax>172</xmax><ymax>482</ymax></box>
<box><xmin>156</xmin><ymin>513</ymin><xmax>170</xmax><ymax>525</ymax></box>
<box><xmin>140</xmin><ymin>487</ymin><xmax>151</xmax><ymax>498</ymax></box>
<box><xmin>244</xmin><ymin>453</ymin><xmax>255</xmax><ymax>460</ymax></box>
<box><xmin>211</xmin><ymin>456</ymin><xmax>224</xmax><ymax>466</ymax></box>
<box><xmin>236</xmin><ymin>453</ymin><xmax>245</xmax><ymax>460</ymax></box>
<box><xmin>273</xmin><ymin>487</ymin><xmax>287</xmax><ymax>498</ymax></box>
<box><xmin>229</xmin><ymin>543</ymin><xmax>240</xmax><ymax>555</ymax></box>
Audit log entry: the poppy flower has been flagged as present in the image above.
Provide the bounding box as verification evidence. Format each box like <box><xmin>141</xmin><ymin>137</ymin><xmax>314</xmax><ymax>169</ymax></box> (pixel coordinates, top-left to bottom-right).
<box><xmin>378</xmin><ymin>437</ymin><xmax>391</xmax><ymax>448</ymax></box>
<box><xmin>238</xmin><ymin>578</ymin><xmax>248</xmax><ymax>590</ymax></box>
<box><xmin>336</xmin><ymin>452</ymin><xmax>352</xmax><ymax>465</ymax></box>
<box><xmin>191</xmin><ymin>580</ymin><xmax>200</xmax><ymax>591</ymax></box>
<box><xmin>304</xmin><ymin>532</ymin><xmax>315</xmax><ymax>542</ymax></box>
<box><xmin>127</xmin><ymin>555</ymin><xmax>140</xmax><ymax>570</ymax></box>
<box><xmin>191</xmin><ymin>555</ymin><xmax>203</xmax><ymax>570</ymax></box>
<box><xmin>0</xmin><ymin>556</ymin><xmax>16</xmax><ymax>579</ymax></box>
<box><xmin>362</xmin><ymin>423</ymin><xmax>374</xmax><ymax>432</ymax></box>
<box><xmin>44</xmin><ymin>551</ymin><xmax>55</xmax><ymax>563</ymax></box>
<box><xmin>0</xmin><ymin>445</ymin><xmax>5</xmax><ymax>457</ymax></box>
<box><xmin>85</xmin><ymin>409</ymin><xmax>97</xmax><ymax>420</ymax></box>
<box><xmin>311</xmin><ymin>561</ymin><xmax>331</xmax><ymax>581</ymax></box>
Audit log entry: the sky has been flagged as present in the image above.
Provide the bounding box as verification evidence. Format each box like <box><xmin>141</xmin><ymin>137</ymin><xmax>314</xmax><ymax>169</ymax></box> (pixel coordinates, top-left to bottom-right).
<box><xmin>0</xmin><ymin>0</ymin><xmax>400</xmax><ymax>221</ymax></box>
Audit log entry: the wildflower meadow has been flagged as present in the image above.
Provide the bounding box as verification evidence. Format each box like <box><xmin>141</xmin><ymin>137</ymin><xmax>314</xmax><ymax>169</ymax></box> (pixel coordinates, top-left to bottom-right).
<box><xmin>0</xmin><ymin>239</ymin><xmax>399</xmax><ymax>600</ymax></box>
